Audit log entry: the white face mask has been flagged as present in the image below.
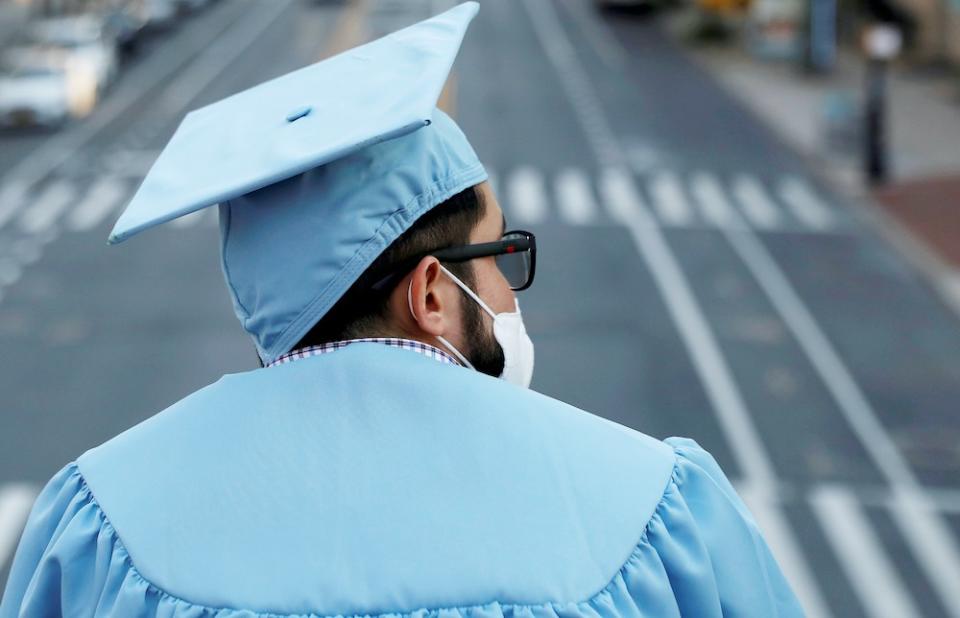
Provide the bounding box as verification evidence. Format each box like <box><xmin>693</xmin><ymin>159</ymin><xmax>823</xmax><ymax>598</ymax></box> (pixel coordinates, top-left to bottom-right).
<box><xmin>406</xmin><ymin>265</ymin><xmax>535</xmax><ymax>388</ymax></box>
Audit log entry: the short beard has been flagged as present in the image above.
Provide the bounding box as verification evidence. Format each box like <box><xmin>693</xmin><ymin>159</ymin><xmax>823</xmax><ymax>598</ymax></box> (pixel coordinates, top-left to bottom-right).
<box><xmin>461</xmin><ymin>287</ymin><xmax>505</xmax><ymax>378</ymax></box>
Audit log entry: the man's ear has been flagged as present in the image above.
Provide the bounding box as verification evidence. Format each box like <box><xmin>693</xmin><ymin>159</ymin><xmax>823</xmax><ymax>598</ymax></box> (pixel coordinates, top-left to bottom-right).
<box><xmin>402</xmin><ymin>256</ymin><xmax>451</xmax><ymax>337</ymax></box>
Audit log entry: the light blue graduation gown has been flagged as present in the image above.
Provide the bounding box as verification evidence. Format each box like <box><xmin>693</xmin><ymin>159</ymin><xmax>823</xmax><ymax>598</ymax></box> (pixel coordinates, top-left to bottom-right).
<box><xmin>1</xmin><ymin>343</ymin><xmax>803</xmax><ymax>617</ymax></box>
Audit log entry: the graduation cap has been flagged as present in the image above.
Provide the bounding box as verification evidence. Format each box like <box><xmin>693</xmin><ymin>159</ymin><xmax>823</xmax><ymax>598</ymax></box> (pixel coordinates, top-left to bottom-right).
<box><xmin>109</xmin><ymin>2</ymin><xmax>487</xmax><ymax>365</ymax></box>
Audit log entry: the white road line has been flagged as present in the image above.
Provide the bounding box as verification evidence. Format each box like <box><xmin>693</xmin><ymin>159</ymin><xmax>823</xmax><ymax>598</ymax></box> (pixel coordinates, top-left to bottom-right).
<box><xmin>0</xmin><ymin>484</ymin><xmax>38</xmax><ymax>569</ymax></box>
<box><xmin>555</xmin><ymin>168</ymin><xmax>597</xmax><ymax>225</ymax></box>
<box><xmin>557</xmin><ymin>0</ymin><xmax>627</xmax><ymax>70</ymax></box>
<box><xmin>600</xmin><ymin>169</ymin><xmax>774</xmax><ymax>489</ymax></box>
<box><xmin>738</xmin><ymin>486</ymin><xmax>831</xmax><ymax>618</ymax></box>
<box><xmin>18</xmin><ymin>180</ymin><xmax>75</xmax><ymax>235</ymax></box>
<box><xmin>0</xmin><ymin>0</ymin><xmax>260</xmax><ymax>221</ymax></box>
<box><xmin>779</xmin><ymin>177</ymin><xmax>835</xmax><ymax>230</ymax></box>
<box><xmin>68</xmin><ymin>178</ymin><xmax>129</xmax><ymax>232</ymax></box>
<box><xmin>0</xmin><ymin>259</ymin><xmax>22</xmax><ymax>287</ymax></box>
<box><xmin>0</xmin><ymin>180</ymin><xmax>28</xmax><ymax>231</ymax></box>
<box><xmin>690</xmin><ymin>172</ymin><xmax>737</xmax><ymax>228</ymax></box>
<box><xmin>712</xmin><ymin>171</ymin><xmax>960</xmax><ymax>617</ymax></box>
<box><xmin>648</xmin><ymin>171</ymin><xmax>693</xmax><ymax>227</ymax></box>
<box><xmin>523</xmin><ymin>1</ymin><xmax>830</xmax><ymax>613</ymax></box>
<box><xmin>811</xmin><ymin>485</ymin><xmax>919</xmax><ymax>618</ymax></box>
<box><xmin>506</xmin><ymin>167</ymin><xmax>548</xmax><ymax>225</ymax></box>
<box><xmin>104</xmin><ymin>149</ymin><xmax>161</xmax><ymax>179</ymax></box>
<box><xmin>521</xmin><ymin>0</ymin><xmax>621</xmax><ymax>169</ymax></box>
<box><xmin>889</xmin><ymin>490</ymin><xmax>960</xmax><ymax>618</ymax></box>
<box><xmin>159</xmin><ymin>0</ymin><xmax>293</xmax><ymax>115</ymax></box>
<box><xmin>732</xmin><ymin>175</ymin><xmax>782</xmax><ymax>231</ymax></box>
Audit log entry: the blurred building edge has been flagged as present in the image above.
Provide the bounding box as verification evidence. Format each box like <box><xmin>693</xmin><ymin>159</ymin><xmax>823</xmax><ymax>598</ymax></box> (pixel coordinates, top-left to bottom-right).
<box><xmin>688</xmin><ymin>0</ymin><xmax>960</xmax><ymax>68</ymax></box>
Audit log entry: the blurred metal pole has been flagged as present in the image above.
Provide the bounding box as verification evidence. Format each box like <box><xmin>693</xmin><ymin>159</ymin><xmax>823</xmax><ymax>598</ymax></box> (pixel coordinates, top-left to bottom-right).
<box><xmin>862</xmin><ymin>24</ymin><xmax>901</xmax><ymax>186</ymax></box>
<box><xmin>864</xmin><ymin>57</ymin><xmax>888</xmax><ymax>184</ymax></box>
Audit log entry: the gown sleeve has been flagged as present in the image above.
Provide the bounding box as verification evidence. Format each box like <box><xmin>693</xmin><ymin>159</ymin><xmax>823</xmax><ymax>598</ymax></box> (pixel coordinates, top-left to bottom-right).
<box><xmin>619</xmin><ymin>436</ymin><xmax>805</xmax><ymax>617</ymax></box>
<box><xmin>0</xmin><ymin>463</ymin><xmax>159</xmax><ymax>618</ymax></box>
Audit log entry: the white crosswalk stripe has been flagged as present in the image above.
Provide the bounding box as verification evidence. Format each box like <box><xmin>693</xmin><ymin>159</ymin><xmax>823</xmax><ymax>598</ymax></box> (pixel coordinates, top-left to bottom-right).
<box><xmin>732</xmin><ymin>174</ymin><xmax>782</xmax><ymax>230</ymax></box>
<box><xmin>648</xmin><ymin>171</ymin><xmax>693</xmax><ymax>227</ymax></box>
<box><xmin>0</xmin><ymin>180</ymin><xmax>29</xmax><ymax>231</ymax></box>
<box><xmin>690</xmin><ymin>172</ymin><xmax>736</xmax><ymax>227</ymax></box>
<box><xmin>779</xmin><ymin>177</ymin><xmax>835</xmax><ymax>230</ymax></box>
<box><xmin>0</xmin><ymin>484</ymin><xmax>38</xmax><ymax>570</ymax></box>
<box><xmin>738</xmin><ymin>486</ymin><xmax>831</xmax><ymax>618</ymax></box>
<box><xmin>68</xmin><ymin>178</ymin><xmax>129</xmax><ymax>232</ymax></box>
<box><xmin>18</xmin><ymin>180</ymin><xmax>75</xmax><ymax>235</ymax></box>
<box><xmin>505</xmin><ymin>166</ymin><xmax>548</xmax><ymax>225</ymax></box>
<box><xmin>554</xmin><ymin>167</ymin><xmax>598</xmax><ymax>225</ymax></box>
<box><xmin>811</xmin><ymin>485</ymin><xmax>919</xmax><ymax>618</ymax></box>
<box><xmin>889</xmin><ymin>490</ymin><xmax>960</xmax><ymax>618</ymax></box>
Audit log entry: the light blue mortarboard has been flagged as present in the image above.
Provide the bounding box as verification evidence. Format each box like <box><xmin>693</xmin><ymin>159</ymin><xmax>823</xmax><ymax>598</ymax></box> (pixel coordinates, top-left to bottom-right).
<box><xmin>109</xmin><ymin>2</ymin><xmax>487</xmax><ymax>364</ymax></box>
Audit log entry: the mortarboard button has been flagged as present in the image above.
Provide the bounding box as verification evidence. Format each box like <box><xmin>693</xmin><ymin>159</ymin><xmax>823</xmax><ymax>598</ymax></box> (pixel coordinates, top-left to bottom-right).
<box><xmin>286</xmin><ymin>106</ymin><xmax>312</xmax><ymax>123</ymax></box>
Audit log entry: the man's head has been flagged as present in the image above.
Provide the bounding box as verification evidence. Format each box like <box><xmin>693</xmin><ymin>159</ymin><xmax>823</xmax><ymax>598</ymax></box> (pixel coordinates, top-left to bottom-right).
<box><xmin>292</xmin><ymin>180</ymin><xmax>514</xmax><ymax>378</ymax></box>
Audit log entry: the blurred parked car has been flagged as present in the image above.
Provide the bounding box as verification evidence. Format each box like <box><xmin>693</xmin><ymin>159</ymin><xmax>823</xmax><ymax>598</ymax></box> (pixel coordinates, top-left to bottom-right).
<box><xmin>142</xmin><ymin>0</ymin><xmax>180</xmax><ymax>30</ymax></box>
<box><xmin>101</xmin><ymin>6</ymin><xmax>149</xmax><ymax>56</ymax></box>
<box><xmin>28</xmin><ymin>15</ymin><xmax>119</xmax><ymax>95</ymax></box>
<box><xmin>0</xmin><ymin>51</ymin><xmax>73</xmax><ymax>129</ymax></box>
<box><xmin>175</xmin><ymin>0</ymin><xmax>213</xmax><ymax>12</ymax></box>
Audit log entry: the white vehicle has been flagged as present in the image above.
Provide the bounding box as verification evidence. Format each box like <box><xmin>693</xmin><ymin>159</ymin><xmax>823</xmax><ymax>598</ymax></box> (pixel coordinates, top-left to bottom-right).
<box><xmin>143</xmin><ymin>0</ymin><xmax>179</xmax><ymax>29</ymax></box>
<box><xmin>1</xmin><ymin>47</ymin><xmax>99</xmax><ymax>123</ymax></box>
<box><xmin>29</xmin><ymin>15</ymin><xmax>119</xmax><ymax>94</ymax></box>
<box><xmin>0</xmin><ymin>53</ymin><xmax>71</xmax><ymax>129</ymax></box>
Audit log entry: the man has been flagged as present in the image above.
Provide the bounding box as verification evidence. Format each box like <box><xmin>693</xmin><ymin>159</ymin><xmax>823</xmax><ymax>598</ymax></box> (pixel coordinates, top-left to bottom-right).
<box><xmin>1</xmin><ymin>3</ymin><xmax>802</xmax><ymax>617</ymax></box>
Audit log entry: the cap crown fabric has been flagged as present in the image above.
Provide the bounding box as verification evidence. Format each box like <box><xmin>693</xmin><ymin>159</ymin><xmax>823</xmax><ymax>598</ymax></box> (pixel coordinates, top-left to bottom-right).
<box><xmin>108</xmin><ymin>2</ymin><xmax>486</xmax><ymax>363</ymax></box>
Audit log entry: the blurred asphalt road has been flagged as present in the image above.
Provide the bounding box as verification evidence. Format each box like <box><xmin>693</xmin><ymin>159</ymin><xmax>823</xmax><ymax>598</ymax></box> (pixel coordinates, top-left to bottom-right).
<box><xmin>2</xmin><ymin>1</ymin><xmax>960</xmax><ymax>616</ymax></box>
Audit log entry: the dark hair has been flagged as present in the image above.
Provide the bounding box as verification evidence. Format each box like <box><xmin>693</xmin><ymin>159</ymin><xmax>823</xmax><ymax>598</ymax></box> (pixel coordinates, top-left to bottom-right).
<box><xmin>291</xmin><ymin>184</ymin><xmax>486</xmax><ymax>348</ymax></box>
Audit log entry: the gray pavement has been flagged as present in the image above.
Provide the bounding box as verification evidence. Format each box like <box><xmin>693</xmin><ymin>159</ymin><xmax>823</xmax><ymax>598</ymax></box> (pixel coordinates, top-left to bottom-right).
<box><xmin>2</xmin><ymin>1</ymin><xmax>960</xmax><ymax>616</ymax></box>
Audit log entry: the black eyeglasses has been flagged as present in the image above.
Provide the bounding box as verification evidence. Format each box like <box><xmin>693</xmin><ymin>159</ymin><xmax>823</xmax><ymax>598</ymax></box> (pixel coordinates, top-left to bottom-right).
<box><xmin>370</xmin><ymin>230</ymin><xmax>537</xmax><ymax>293</ymax></box>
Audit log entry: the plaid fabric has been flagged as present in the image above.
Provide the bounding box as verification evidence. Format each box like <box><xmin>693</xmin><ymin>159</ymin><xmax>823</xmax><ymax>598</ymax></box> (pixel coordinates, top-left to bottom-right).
<box><xmin>267</xmin><ymin>337</ymin><xmax>460</xmax><ymax>368</ymax></box>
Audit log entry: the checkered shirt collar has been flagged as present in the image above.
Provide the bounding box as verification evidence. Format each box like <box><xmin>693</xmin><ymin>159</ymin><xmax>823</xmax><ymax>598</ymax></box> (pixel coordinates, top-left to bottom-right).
<box><xmin>267</xmin><ymin>337</ymin><xmax>461</xmax><ymax>368</ymax></box>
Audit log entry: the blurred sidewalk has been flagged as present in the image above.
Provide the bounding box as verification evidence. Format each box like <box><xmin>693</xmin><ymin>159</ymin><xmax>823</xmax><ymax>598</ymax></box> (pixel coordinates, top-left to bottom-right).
<box><xmin>679</xmin><ymin>30</ymin><xmax>960</xmax><ymax>313</ymax></box>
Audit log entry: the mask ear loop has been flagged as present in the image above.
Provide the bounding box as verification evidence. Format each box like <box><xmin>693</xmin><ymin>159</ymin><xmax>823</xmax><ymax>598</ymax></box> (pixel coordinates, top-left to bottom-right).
<box><xmin>407</xmin><ymin>278</ymin><xmax>476</xmax><ymax>370</ymax></box>
<box><xmin>438</xmin><ymin>264</ymin><xmax>496</xmax><ymax>319</ymax></box>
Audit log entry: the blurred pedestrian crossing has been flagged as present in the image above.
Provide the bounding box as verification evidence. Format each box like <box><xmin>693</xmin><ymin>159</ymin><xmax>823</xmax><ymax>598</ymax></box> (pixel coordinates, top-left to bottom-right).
<box><xmin>492</xmin><ymin>167</ymin><xmax>846</xmax><ymax>233</ymax></box>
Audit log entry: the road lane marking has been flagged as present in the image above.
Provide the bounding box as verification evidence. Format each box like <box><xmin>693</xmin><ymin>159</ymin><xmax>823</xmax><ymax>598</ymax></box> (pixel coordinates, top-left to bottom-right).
<box><xmin>506</xmin><ymin>167</ymin><xmax>548</xmax><ymax>225</ymax></box>
<box><xmin>0</xmin><ymin>180</ymin><xmax>28</xmax><ymax>232</ymax></box>
<box><xmin>68</xmin><ymin>178</ymin><xmax>129</xmax><ymax>232</ymax></box>
<box><xmin>160</xmin><ymin>0</ymin><xmax>294</xmax><ymax>115</ymax></box>
<box><xmin>732</xmin><ymin>174</ymin><xmax>782</xmax><ymax>230</ymax></box>
<box><xmin>888</xmin><ymin>490</ymin><xmax>960</xmax><ymax>618</ymax></box>
<box><xmin>521</xmin><ymin>0</ymin><xmax>621</xmax><ymax>169</ymax></box>
<box><xmin>0</xmin><ymin>259</ymin><xmax>22</xmax><ymax>287</ymax></box>
<box><xmin>558</xmin><ymin>0</ymin><xmax>627</xmax><ymax>71</ymax></box>
<box><xmin>779</xmin><ymin>177</ymin><xmax>835</xmax><ymax>230</ymax></box>
<box><xmin>0</xmin><ymin>0</ymin><xmax>258</xmax><ymax>214</ymax></box>
<box><xmin>738</xmin><ymin>486</ymin><xmax>828</xmax><ymax>618</ymax></box>
<box><xmin>690</xmin><ymin>172</ymin><xmax>736</xmax><ymax>228</ymax></box>
<box><xmin>648</xmin><ymin>171</ymin><xmax>693</xmax><ymax>227</ymax></box>
<box><xmin>0</xmin><ymin>484</ymin><xmax>38</xmax><ymax>570</ymax></box>
<box><xmin>600</xmin><ymin>169</ymin><xmax>775</xmax><ymax>488</ymax></box>
<box><xmin>709</xmin><ymin>169</ymin><xmax>960</xmax><ymax>617</ymax></box>
<box><xmin>811</xmin><ymin>485</ymin><xmax>918</xmax><ymax>618</ymax></box>
<box><xmin>524</xmin><ymin>1</ymin><xmax>831</xmax><ymax>614</ymax></box>
<box><xmin>104</xmin><ymin>149</ymin><xmax>161</xmax><ymax>178</ymax></box>
<box><xmin>18</xmin><ymin>181</ymin><xmax>75</xmax><ymax>235</ymax></box>
<box><xmin>555</xmin><ymin>167</ymin><xmax>597</xmax><ymax>225</ymax></box>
